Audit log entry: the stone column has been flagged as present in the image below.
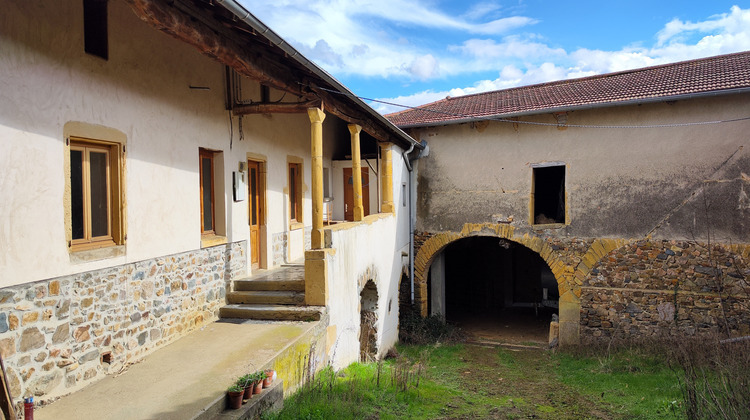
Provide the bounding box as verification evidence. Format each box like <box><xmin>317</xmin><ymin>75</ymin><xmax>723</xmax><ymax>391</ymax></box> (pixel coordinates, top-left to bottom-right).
<box><xmin>308</xmin><ymin>107</ymin><xmax>326</xmax><ymax>249</ymax></box>
<box><xmin>348</xmin><ymin>124</ymin><xmax>364</xmax><ymax>221</ymax></box>
<box><xmin>558</xmin><ymin>290</ymin><xmax>581</xmax><ymax>346</ymax></box>
<box><xmin>380</xmin><ymin>143</ymin><xmax>394</xmax><ymax>213</ymax></box>
<box><xmin>430</xmin><ymin>252</ymin><xmax>446</xmax><ymax>319</ymax></box>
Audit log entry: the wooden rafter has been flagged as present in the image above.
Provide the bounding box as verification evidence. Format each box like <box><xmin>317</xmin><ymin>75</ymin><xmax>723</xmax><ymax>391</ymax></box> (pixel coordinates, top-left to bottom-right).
<box><xmin>124</xmin><ymin>0</ymin><xmax>400</xmax><ymax>145</ymax></box>
<box><xmin>232</xmin><ymin>99</ymin><xmax>322</xmax><ymax>115</ymax></box>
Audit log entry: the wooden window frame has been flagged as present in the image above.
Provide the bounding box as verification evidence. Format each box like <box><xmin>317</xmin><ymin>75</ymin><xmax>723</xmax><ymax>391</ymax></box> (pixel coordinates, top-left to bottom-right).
<box><xmin>288</xmin><ymin>162</ymin><xmax>302</xmax><ymax>225</ymax></box>
<box><xmin>69</xmin><ymin>137</ymin><xmax>122</xmax><ymax>252</ymax></box>
<box><xmin>199</xmin><ymin>149</ymin><xmax>216</xmax><ymax>235</ymax></box>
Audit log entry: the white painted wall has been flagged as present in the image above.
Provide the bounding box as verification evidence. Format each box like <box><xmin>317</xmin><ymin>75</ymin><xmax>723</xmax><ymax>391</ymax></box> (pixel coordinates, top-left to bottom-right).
<box><xmin>324</xmin><ymin>146</ymin><xmax>411</xmax><ymax>369</ymax></box>
<box><xmin>0</xmin><ymin>0</ymin><xmax>318</xmax><ymax>287</ymax></box>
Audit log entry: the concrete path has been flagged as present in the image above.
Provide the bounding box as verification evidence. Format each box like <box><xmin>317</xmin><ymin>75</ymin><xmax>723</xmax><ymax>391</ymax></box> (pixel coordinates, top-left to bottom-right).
<box><xmin>36</xmin><ymin>320</ymin><xmax>316</xmax><ymax>420</ymax></box>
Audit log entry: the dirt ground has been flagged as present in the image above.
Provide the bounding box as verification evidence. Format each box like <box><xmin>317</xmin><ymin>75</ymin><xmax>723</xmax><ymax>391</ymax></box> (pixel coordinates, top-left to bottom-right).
<box><xmin>435</xmin><ymin>308</ymin><xmax>618</xmax><ymax>419</ymax></box>
<box><xmin>445</xmin><ymin>344</ymin><xmax>614</xmax><ymax>420</ymax></box>
<box><xmin>448</xmin><ymin>307</ymin><xmax>555</xmax><ymax>347</ymax></box>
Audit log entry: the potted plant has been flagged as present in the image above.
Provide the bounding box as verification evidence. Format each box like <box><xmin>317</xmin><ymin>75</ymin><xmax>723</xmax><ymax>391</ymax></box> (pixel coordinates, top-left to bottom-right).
<box><xmin>263</xmin><ymin>369</ymin><xmax>275</xmax><ymax>388</ymax></box>
<box><xmin>253</xmin><ymin>371</ymin><xmax>266</xmax><ymax>394</ymax></box>
<box><xmin>237</xmin><ymin>374</ymin><xmax>253</xmax><ymax>400</ymax></box>
<box><xmin>227</xmin><ymin>384</ymin><xmax>244</xmax><ymax>409</ymax></box>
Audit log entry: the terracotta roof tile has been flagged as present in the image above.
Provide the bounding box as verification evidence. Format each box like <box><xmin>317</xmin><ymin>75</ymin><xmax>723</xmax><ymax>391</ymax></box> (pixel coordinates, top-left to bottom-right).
<box><xmin>386</xmin><ymin>51</ymin><xmax>750</xmax><ymax>127</ymax></box>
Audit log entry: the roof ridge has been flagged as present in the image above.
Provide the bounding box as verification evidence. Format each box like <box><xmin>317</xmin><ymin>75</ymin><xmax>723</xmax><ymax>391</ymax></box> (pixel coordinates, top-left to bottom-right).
<box><xmin>386</xmin><ymin>50</ymin><xmax>750</xmax><ymax>126</ymax></box>
<box><xmin>439</xmin><ymin>50</ymin><xmax>750</xmax><ymax>104</ymax></box>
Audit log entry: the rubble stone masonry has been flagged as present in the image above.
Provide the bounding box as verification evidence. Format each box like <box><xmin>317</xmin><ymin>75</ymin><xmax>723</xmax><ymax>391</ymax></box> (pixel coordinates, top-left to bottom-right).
<box><xmin>581</xmin><ymin>239</ymin><xmax>750</xmax><ymax>340</ymax></box>
<box><xmin>414</xmin><ymin>227</ymin><xmax>749</xmax><ymax>343</ymax></box>
<box><xmin>0</xmin><ymin>241</ymin><xmax>246</xmax><ymax>406</ymax></box>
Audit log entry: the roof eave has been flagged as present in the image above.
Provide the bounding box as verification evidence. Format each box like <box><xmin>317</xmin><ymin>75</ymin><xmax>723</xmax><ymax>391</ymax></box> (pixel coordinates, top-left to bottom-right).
<box><xmin>395</xmin><ymin>87</ymin><xmax>750</xmax><ymax>129</ymax></box>
<box><xmin>215</xmin><ymin>0</ymin><xmax>421</xmax><ymax>151</ymax></box>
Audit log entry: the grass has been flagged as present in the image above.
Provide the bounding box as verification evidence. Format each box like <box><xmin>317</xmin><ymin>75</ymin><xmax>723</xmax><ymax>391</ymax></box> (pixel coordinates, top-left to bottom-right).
<box><xmin>555</xmin><ymin>349</ymin><xmax>683</xmax><ymax>419</ymax></box>
<box><xmin>263</xmin><ymin>343</ymin><xmax>686</xmax><ymax>420</ymax></box>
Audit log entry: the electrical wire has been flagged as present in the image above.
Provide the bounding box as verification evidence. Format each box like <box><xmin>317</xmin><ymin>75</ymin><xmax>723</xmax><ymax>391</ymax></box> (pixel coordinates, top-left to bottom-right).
<box><xmin>310</xmin><ymin>85</ymin><xmax>750</xmax><ymax>130</ymax></box>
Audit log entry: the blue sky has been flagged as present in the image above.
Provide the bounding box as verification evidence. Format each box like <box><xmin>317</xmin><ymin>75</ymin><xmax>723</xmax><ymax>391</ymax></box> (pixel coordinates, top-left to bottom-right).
<box><xmin>238</xmin><ymin>1</ymin><xmax>750</xmax><ymax>114</ymax></box>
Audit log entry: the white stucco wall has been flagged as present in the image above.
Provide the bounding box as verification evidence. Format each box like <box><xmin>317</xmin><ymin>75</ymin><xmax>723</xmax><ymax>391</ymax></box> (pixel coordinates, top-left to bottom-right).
<box><xmin>413</xmin><ymin>94</ymin><xmax>750</xmax><ymax>242</ymax></box>
<box><xmin>0</xmin><ymin>0</ymin><xmax>322</xmax><ymax>287</ymax></box>
<box><xmin>324</xmin><ymin>146</ymin><xmax>411</xmax><ymax>369</ymax></box>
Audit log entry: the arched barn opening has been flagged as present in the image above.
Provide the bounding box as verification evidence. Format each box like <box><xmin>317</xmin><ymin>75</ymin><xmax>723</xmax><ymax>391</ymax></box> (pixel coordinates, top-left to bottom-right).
<box><xmin>427</xmin><ymin>236</ymin><xmax>558</xmax><ymax>344</ymax></box>
<box><xmin>359</xmin><ymin>280</ymin><xmax>379</xmax><ymax>361</ymax></box>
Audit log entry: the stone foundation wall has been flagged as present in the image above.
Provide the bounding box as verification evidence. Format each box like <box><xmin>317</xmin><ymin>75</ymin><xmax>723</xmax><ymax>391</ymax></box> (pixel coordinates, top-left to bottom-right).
<box><xmin>272</xmin><ymin>231</ymin><xmax>289</xmax><ymax>267</ymax></box>
<box><xmin>272</xmin><ymin>227</ymin><xmax>313</xmax><ymax>266</ymax></box>
<box><xmin>581</xmin><ymin>240</ymin><xmax>750</xmax><ymax>340</ymax></box>
<box><xmin>0</xmin><ymin>241</ymin><xmax>246</xmax><ymax>408</ymax></box>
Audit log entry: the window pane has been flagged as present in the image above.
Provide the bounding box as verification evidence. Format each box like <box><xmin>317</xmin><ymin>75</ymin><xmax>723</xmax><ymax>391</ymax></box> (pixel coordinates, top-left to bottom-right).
<box><xmin>289</xmin><ymin>166</ymin><xmax>297</xmax><ymax>220</ymax></box>
<box><xmin>250</xmin><ymin>168</ymin><xmax>257</xmax><ymax>225</ymax></box>
<box><xmin>70</xmin><ymin>149</ymin><xmax>85</xmax><ymax>240</ymax></box>
<box><xmin>201</xmin><ymin>157</ymin><xmax>213</xmax><ymax>231</ymax></box>
<box><xmin>89</xmin><ymin>151</ymin><xmax>109</xmax><ymax>237</ymax></box>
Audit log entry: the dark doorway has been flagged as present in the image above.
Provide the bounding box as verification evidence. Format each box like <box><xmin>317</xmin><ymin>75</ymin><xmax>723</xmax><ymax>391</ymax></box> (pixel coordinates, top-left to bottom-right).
<box><xmin>432</xmin><ymin>237</ymin><xmax>558</xmax><ymax>344</ymax></box>
<box><xmin>359</xmin><ymin>280</ymin><xmax>378</xmax><ymax>361</ymax></box>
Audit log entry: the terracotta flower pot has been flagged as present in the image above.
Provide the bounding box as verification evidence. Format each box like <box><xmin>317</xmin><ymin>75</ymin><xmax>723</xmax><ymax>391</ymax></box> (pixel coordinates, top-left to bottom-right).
<box><xmin>253</xmin><ymin>380</ymin><xmax>263</xmax><ymax>394</ymax></box>
<box><xmin>263</xmin><ymin>370</ymin><xmax>274</xmax><ymax>388</ymax></box>
<box><xmin>227</xmin><ymin>390</ymin><xmax>244</xmax><ymax>410</ymax></box>
<box><xmin>243</xmin><ymin>385</ymin><xmax>252</xmax><ymax>400</ymax></box>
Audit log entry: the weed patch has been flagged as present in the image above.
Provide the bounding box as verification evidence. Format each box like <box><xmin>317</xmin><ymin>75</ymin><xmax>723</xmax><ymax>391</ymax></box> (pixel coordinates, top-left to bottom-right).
<box><xmin>266</xmin><ymin>343</ymin><xmax>689</xmax><ymax>420</ymax></box>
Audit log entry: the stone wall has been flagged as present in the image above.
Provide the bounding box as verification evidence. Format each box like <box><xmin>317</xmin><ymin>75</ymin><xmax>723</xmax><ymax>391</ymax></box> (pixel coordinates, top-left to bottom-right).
<box><xmin>413</xmin><ymin>227</ymin><xmax>750</xmax><ymax>344</ymax></box>
<box><xmin>0</xmin><ymin>241</ymin><xmax>246</xmax><ymax>407</ymax></box>
<box><xmin>272</xmin><ymin>231</ymin><xmax>289</xmax><ymax>267</ymax></box>
<box><xmin>581</xmin><ymin>240</ymin><xmax>750</xmax><ymax>340</ymax></box>
<box><xmin>272</xmin><ymin>227</ymin><xmax>313</xmax><ymax>266</ymax></box>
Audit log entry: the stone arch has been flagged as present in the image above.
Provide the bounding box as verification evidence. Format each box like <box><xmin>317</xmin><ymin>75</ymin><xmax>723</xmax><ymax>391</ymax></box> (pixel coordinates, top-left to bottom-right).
<box><xmin>359</xmin><ymin>279</ymin><xmax>379</xmax><ymax>361</ymax></box>
<box><xmin>413</xmin><ymin>223</ymin><xmax>581</xmax><ymax>345</ymax></box>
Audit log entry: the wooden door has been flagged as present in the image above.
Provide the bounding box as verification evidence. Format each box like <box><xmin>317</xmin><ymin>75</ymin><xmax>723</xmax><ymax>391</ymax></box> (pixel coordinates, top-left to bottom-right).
<box><xmin>343</xmin><ymin>167</ymin><xmax>370</xmax><ymax>221</ymax></box>
<box><xmin>247</xmin><ymin>160</ymin><xmax>263</xmax><ymax>269</ymax></box>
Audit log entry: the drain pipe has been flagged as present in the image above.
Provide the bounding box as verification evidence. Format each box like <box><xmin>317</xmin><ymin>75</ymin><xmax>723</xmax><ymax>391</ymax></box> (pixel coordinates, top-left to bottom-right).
<box><xmin>402</xmin><ymin>140</ymin><xmax>427</xmax><ymax>306</ymax></box>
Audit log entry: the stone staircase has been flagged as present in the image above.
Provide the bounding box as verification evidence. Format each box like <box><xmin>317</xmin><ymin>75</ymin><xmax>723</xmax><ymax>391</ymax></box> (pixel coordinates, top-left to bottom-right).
<box><xmin>220</xmin><ymin>264</ymin><xmax>326</xmax><ymax>321</ymax></box>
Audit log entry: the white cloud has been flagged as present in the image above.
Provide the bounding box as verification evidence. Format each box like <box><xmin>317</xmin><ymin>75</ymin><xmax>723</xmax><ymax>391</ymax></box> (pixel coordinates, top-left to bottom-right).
<box><xmin>371</xmin><ymin>90</ymin><xmax>449</xmax><ymax>115</ymax></box>
<box><xmin>240</xmin><ymin>0</ymin><xmax>537</xmax><ymax>80</ymax></box>
<box><xmin>406</xmin><ymin>54</ymin><xmax>440</xmax><ymax>80</ymax></box>
<box><xmin>299</xmin><ymin>39</ymin><xmax>344</xmax><ymax>68</ymax></box>
<box><xmin>375</xmin><ymin>5</ymin><xmax>750</xmax><ymax>113</ymax></box>
<box><xmin>462</xmin><ymin>2</ymin><xmax>503</xmax><ymax>21</ymax></box>
<box><xmin>449</xmin><ymin>36</ymin><xmax>567</xmax><ymax>59</ymax></box>
<box><xmin>241</xmin><ymin>1</ymin><xmax>750</xmax><ymax>113</ymax></box>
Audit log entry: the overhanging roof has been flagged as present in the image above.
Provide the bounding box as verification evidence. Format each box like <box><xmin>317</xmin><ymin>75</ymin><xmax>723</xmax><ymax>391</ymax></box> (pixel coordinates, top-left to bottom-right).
<box><xmin>124</xmin><ymin>0</ymin><xmax>420</xmax><ymax>150</ymax></box>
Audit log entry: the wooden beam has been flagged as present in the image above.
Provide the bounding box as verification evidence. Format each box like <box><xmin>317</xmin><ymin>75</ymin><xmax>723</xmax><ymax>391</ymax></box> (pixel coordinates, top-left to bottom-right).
<box><xmin>311</xmin><ymin>87</ymin><xmax>392</xmax><ymax>143</ymax></box>
<box><xmin>124</xmin><ymin>0</ymin><xmax>312</xmax><ymax>98</ymax></box>
<box><xmin>124</xmin><ymin>0</ymin><xmax>406</xmax><ymax>147</ymax></box>
<box><xmin>0</xmin><ymin>354</ymin><xmax>16</xmax><ymax>420</ymax></box>
<box><xmin>232</xmin><ymin>100</ymin><xmax>321</xmax><ymax>115</ymax></box>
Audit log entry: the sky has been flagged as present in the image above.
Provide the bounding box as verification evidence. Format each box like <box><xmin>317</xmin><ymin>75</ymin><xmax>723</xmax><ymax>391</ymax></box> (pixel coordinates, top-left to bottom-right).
<box><xmin>238</xmin><ymin>1</ymin><xmax>750</xmax><ymax>115</ymax></box>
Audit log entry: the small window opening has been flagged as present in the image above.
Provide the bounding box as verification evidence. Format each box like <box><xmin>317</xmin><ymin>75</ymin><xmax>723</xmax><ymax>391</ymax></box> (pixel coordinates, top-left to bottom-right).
<box><xmin>83</xmin><ymin>0</ymin><xmax>108</xmax><ymax>60</ymax></box>
<box><xmin>323</xmin><ymin>167</ymin><xmax>331</xmax><ymax>199</ymax></box>
<box><xmin>260</xmin><ymin>84</ymin><xmax>270</xmax><ymax>102</ymax></box>
<box><xmin>533</xmin><ymin>165</ymin><xmax>565</xmax><ymax>224</ymax></box>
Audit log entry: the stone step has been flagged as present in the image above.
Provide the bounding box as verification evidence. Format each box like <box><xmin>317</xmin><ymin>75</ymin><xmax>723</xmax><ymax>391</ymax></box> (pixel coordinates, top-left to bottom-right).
<box><xmin>219</xmin><ymin>304</ymin><xmax>325</xmax><ymax>321</ymax></box>
<box><xmin>227</xmin><ymin>290</ymin><xmax>304</xmax><ymax>305</ymax></box>
<box><xmin>233</xmin><ymin>278</ymin><xmax>305</xmax><ymax>292</ymax></box>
